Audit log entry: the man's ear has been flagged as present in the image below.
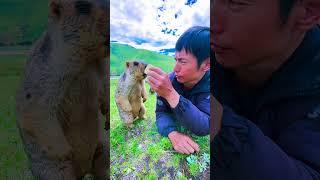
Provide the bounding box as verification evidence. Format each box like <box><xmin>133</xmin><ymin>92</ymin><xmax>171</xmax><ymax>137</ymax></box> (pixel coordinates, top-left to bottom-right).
<box><xmin>201</xmin><ymin>58</ymin><xmax>210</xmax><ymax>72</ymax></box>
<box><xmin>295</xmin><ymin>0</ymin><xmax>320</xmax><ymax>31</ymax></box>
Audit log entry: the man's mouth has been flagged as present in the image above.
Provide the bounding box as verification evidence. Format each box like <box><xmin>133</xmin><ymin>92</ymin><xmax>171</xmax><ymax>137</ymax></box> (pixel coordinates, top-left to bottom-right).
<box><xmin>212</xmin><ymin>42</ymin><xmax>232</xmax><ymax>53</ymax></box>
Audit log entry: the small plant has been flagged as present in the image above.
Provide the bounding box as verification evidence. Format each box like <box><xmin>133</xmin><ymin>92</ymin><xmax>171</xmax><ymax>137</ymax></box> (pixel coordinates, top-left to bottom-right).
<box><xmin>159</xmin><ymin>137</ymin><xmax>172</xmax><ymax>150</ymax></box>
<box><xmin>82</xmin><ymin>174</ymin><xmax>94</xmax><ymax>180</ymax></box>
<box><xmin>186</xmin><ymin>154</ymin><xmax>199</xmax><ymax>176</ymax></box>
<box><xmin>186</xmin><ymin>154</ymin><xmax>198</xmax><ymax>164</ymax></box>
<box><xmin>189</xmin><ymin>163</ymin><xmax>199</xmax><ymax>176</ymax></box>
<box><xmin>177</xmin><ymin>171</ymin><xmax>188</xmax><ymax>180</ymax></box>
<box><xmin>185</xmin><ymin>152</ymin><xmax>210</xmax><ymax>176</ymax></box>
<box><xmin>110</xmin><ymin>125</ymin><xmax>126</xmax><ymax>148</ymax></box>
<box><xmin>123</xmin><ymin>166</ymin><xmax>135</xmax><ymax>175</ymax></box>
<box><xmin>129</xmin><ymin>139</ymin><xmax>141</xmax><ymax>157</ymax></box>
<box><xmin>171</xmin><ymin>154</ymin><xmax>183</xmax><ymax>168</ymax></box>
<box><xmin>110</xmin><ymin>164</ymin><xmax>120</xmax><ymax>177</ymax></box>
<box><xmin>147</xmin><ymin>143</ymin><xmax>164</xmax><ymax>161</ymax></box>
<box><xmin>145</xmin><ymin>170</ymin><xmax>157</xmax><ymax>180</ymax></box>
<box><xmin>199</xmin><ymin>153</ymin><xmax>210</xmax><ymax>173</ymax></box>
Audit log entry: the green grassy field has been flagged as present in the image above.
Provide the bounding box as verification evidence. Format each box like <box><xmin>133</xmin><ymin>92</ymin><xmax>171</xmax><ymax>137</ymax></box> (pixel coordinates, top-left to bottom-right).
<box><xmin>0</xmin><ymin>54</ymin><xmax>32</xmax><ymax>179</ymax></box>
<box><xmin>0</xmin><ymin>45</ymin><xmax>209</xmax><ymax>179</ymax></box>
<box><xmin>110</xmin><ymin>78</ymin><xmax>210</xmax><ymax>179</ymax></box>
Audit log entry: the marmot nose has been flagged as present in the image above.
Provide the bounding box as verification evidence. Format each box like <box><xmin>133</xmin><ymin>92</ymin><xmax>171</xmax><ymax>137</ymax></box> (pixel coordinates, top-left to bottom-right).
<box><xmin>142</xmin><ymin>62</ymin><xmax>148</xmax><ymax>68</ymax></box>
<box><xmin>75</xmin><ymin>0</ymin><xmax>92</xmax><ymax>15</ymax></box>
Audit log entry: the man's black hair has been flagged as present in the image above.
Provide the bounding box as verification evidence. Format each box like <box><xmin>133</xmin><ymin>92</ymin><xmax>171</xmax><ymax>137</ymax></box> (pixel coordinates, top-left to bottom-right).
<box><xmin>279</xmin><ymin>0</ymin><xmax>298</xmax><ymax>23</ymax></box>
<box><xmin>175</xmin><ymin>26</ymin><xmax>210</xmax><ymax>68</ymax></box>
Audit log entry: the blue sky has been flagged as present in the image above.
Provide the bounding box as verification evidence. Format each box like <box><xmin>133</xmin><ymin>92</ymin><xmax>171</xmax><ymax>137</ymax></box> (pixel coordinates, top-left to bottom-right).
<box><xmin>110</xmin><ymin>0</ymin><xmax>210</xmax><ymax>52</ymax></box>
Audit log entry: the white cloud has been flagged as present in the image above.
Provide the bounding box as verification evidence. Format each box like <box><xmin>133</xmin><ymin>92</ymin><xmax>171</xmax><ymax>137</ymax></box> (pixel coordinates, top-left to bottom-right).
<box><xmin>110</xmin><ymin>0</ymin><xmax>210</xmax><ymax>52</ymax></box>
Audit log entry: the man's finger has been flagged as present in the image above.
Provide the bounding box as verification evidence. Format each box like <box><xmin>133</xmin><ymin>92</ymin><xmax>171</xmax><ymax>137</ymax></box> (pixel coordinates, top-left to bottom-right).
<box><xmin>186</xmin><ymin>138</ymin><xmax>200</xmax><ymax>152</ymax></box>
<box><xmin>183</xmin><ymin>142</ymin><xmax>196</xmax><ymax>154</ymax></box>
<box><xmin>173</xmin><ymin>145</ymin><xmax>183</xmax><ymax>154</ymax></box>
<box><xmin>174</xmin><ymin>143</ymin><xmax>190</xmax><ymax>154</ymax></box>
<box><xmin>178</xmin><ymin>145</ymin><xmax>191</xmax><ymax>154</ymax></box>
<box><xmin>148</xmin><ymin>66</ymin><xmax>165</xmax><ymax>76</ymax></box>
<box><xmin>147</xmin><ymin>76</ymin><xmax>158</xmax><ymax>89</ymax></box>
<box><xmin>147</xmin><ymin>70</ymin><xmax>162</xmax><ymax>81</ymax></box>
<box><xmin>175</xmin><ymin>147</ymin><xmax>185</xmax><ymax>154</ymax></box>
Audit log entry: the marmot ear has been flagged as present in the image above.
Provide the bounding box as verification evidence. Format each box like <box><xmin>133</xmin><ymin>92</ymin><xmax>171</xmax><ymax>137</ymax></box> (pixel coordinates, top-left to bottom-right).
<box><xmin>49</xmin><ymin>0</ymin><xmax>61</xmax><ymax>19</ymax></box>
<box><xmin>126</xmin><ymin>61</ymin><xmax>130</xmax><ymax>68</ymax></box>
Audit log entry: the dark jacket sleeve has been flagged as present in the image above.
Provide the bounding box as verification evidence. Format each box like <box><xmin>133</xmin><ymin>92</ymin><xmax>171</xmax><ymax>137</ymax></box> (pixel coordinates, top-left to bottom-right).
<box><xmin>212</xmin><ymin>106</ymin><xmax>320</xmax><ymax>180</ymax></box>
<box><xmin>171</xmin><ymin>93</ymin><xmax>210</xmax><ymax>136</ymax></box>
<box><xmin>155</xmin><ymin>95</ymin><xmax>178</xmax><ymax>137</ymax></box>
<box><xmin>156</xmin><ymin>92</ymin><xmax>210</xmax><ymax>137</ymax></box>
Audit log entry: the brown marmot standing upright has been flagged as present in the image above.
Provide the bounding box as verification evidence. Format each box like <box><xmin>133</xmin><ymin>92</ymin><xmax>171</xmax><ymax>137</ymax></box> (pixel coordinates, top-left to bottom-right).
<box><xmin>15</xmin><ymin>0</ymin><xmax>108</xmax><ymax>179</ymax></box>
<box><xmin>115</xmin><ymin>61</ymin><xmax>148</xmax><ymax>128</ymax></box>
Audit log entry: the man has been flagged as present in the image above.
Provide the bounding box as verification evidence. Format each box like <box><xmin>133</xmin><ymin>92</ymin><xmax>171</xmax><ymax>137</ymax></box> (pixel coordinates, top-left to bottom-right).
<box><xmin>211</xmin><ymin>0</ymin><xmax>320</xmax><ymax>179</ymax></box>
<box><xmin>147</xmin><ymin>26</ymin><xmax>210</xmax><ymax>154</ymax></box>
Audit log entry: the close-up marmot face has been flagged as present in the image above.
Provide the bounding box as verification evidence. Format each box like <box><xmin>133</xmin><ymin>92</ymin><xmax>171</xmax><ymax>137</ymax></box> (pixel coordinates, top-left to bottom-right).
<box><xmin>48</xmin><ymin>0</ymin><xmax>108</xmax><ymax>57</ymax></box>
<box><xmin>125</xmin><ymin>61</ymin><xmax>148</xmax><ymax>80</ymax></box>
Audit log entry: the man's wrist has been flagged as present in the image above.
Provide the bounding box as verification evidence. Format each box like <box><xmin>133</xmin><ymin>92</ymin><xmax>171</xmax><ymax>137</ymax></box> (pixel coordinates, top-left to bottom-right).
<box><xmin>168</xmin><ymin>131</ymin><xmax>178</xmax><ymax>139</ymax></box>
<box><xmin>165</xmin><ymin>90</ymin><xmax>180</xmax><ymax>108</ymax></box>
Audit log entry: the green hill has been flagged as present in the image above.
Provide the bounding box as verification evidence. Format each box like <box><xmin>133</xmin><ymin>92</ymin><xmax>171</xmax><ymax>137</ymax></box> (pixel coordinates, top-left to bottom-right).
<box><xmin>0</xmin><ymin>0</ymin><xmax>48</xmax><ymax>46</ymax></box>
<box><xmin>110</xmin><ymin>43</ymin><xmax>175</xmax><ymax>76</ymax></box>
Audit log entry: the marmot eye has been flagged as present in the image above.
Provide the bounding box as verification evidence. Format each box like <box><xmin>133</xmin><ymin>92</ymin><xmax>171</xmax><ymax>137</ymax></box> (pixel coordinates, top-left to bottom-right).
<box><xmin>133</xmin><ymin>61</ymin><xmax>139</xmax><ymax>66</ymax></box>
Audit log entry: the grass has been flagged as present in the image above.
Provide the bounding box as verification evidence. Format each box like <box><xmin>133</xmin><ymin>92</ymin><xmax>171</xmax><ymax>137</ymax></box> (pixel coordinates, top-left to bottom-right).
<box><xmin>0</xmin><ymin>54</ymin><xmax>31</xmax><ymax>179</ymax></box>
<box><xmin>110</xmin><ymin>76</ymin><xmax>210</xmax><ymax>179</ymax></box>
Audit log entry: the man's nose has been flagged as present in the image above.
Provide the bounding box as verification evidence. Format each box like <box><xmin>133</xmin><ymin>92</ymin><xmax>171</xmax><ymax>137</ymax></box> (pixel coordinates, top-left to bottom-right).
<box><xmin>173</xmin><ymin>63</ymin><xmax>180</xmax><ymax>73</ymax></box>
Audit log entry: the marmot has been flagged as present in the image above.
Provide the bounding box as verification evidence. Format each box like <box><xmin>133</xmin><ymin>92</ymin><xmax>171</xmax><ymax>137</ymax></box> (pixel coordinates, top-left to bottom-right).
<box><xmin>115</xmin><ymin>61</ymin><xmax>148</xmax><ymax>128</ymax></box>
<box><xmin>15</xmin><ymin>0</ymin><xmax>108</xmax><ymax>179</ymax></box>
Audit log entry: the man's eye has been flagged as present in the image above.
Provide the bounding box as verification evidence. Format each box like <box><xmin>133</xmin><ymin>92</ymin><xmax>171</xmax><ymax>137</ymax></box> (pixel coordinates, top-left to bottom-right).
<box><xmin>229</xmin><ymin>0</ymin><xmax>248</xmax><ymax>10</ymax></box>
<box><xmin>229</xmin><ymin>0</ymin><xmax>246</xmax><ymax>5</ymax></box>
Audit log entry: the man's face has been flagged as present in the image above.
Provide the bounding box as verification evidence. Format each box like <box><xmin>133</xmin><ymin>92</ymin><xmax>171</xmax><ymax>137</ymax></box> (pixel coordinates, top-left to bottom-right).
<box><xmin>211</xmin><ymin>0</ymin><xmax>296</xmax><ymax>69</ymax></box>
<box><xmin>174</xmin><ymin>49</ymin><xmax>207</xmax><ymax>87</ymax></box>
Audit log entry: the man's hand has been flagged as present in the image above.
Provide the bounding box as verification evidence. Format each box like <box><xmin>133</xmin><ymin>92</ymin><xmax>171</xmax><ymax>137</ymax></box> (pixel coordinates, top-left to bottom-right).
<box><xmin>211</xmin><ymin>94</ymin><xmax>223</xmax><ymax>141</ymax></box>
<box><xmin>168</xmin><ymin>131</ymin><xmax>200</xmax><ymax>154</ymax></box>
<box><xmin>147</xmin><ymin>67</ymin><xmax>180</xmax><ymax>108</ymax></box>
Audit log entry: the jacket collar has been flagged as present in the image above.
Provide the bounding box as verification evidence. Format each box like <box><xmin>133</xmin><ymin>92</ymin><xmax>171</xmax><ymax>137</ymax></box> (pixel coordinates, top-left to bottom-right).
<box><xmin>170</xmin><ymin>71</ymin><xmax>210</xmax><ymax>96</ymax></box>
<box><xmin>259</xmin><ymin>26</ymin><xmax>320</xmax><ymax>103</ymax></box>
